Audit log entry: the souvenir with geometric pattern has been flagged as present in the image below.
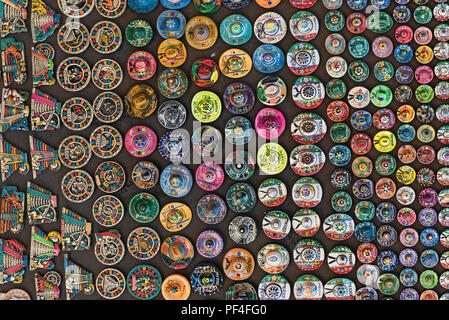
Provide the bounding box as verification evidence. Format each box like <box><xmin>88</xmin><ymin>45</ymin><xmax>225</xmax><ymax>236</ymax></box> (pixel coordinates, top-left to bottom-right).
<box><xmin>90</xmin><ymin>21</ymin><xmax>122</xmax><ymax>54</ymax></box>
<box><xmin>57</xmin><ymin>57</ymin><xmax>91</xmax><ymax>91</ymax></box>
<box><xmin>29</xmin><ymin>225</ymin><xmax>60</xmax><ymax>270</ymax></box>
<box><xmin>94</xmin><ymin>230</ymin><xmax>125</xmax><ymax>266</ymax></box>
<box><xmin>30</xmin><ymin>88</ymin><xmax>61</xmax><ymax>131</ymax></box>
<box><xmin>34</xmin><ymin>271</ymin><xmax>61</xmax><ymax>300</ymax></box>
<box><xmin>90</xmin><ymin>125</ymin><xmax>123</xmax><ymax>159</ymax></box>
<box><xmin>58</xmin><ymin>135</ymin><xmax>91</xmax><ymax>169</ymax></box>
<box><xmin>0</xmin><ymin>88</ymin><xmax>29</xmax><ymax>132</ymax></box>
<box><xmin>95</xmin><ymin>268</ymin><xmax>126</xmax><ymax>300</ymax></box>
<box><xmin>61</xmin><ymin>170</ymin><xmax>95</xmax><ymax>203</ymax></box>
<box><xmin>0</xmin><ymin>186</ymin><xmax>24</xmax><ymax>234</ymax></box>
<box><xmin>61</xmin><ymin>207</ymin><xmax>91</xmax><ymax>251</ymax></box>
<box><xmin>60</xmin><ymin>97</ymin><xmax>93</xmax><ymax>130</ymax></box>
<box><xmin>0</xmin><ymin>135</ymin><xmax>29</xmax><ymax>182</ymax></box>
<box><xmin>31</xmin><ymin>43</ymin><xmax>55</xmax><ymax>86</ymax></box>
<box><xmin>93</xmin><ymin>92</ymin><xmax>123</xmax><ymax>124</ymax></box>
<box><xmin>57</xmin><ymin>21</ymin><xmax>90</xmax><ymax>54</ymax></box>
<box><xmin>26</xmin><ymin>182</ymin><xmax>57</xmax><ymax>225</ymax></box>
<box><xmin>91</xmin><ymin>59</ymin><xmax>123</xmax><ymax>90</ymax></box>
<box><xmin>94</xmin><ymin>161</ymin><xmax>126</xmax><ymax>193</ymax></box>
<box><xmin>1</xmin><ymin>37</ymin><xmax>26</xmax><ymax>86</ymax></box>
<box><xmin>92</xmin><ymin>195</ymin><xmax>124</xmax><ymax>227</ymax></box>
<box><xmin>0</xmin><ymin>238</ymin><xmax>27</xmax><ymax>284</ymax></box>
<box><xmin>29</xmin><ymin>136</ymin><xmax>60</xmax><ymax>178</ymax></box>
<box><xmin>63</xmin><ymin>254</ymin><xmax>94</xmax><ymax>300</ymax></box>
<box><xmin>0</xmin><ymin>0</ymin><xmax>28</xmax><ymax>37</ymax></box>
<box><xmin>31</xmin><ymin>0</ymin><xmax>60</xmax><ymax>43</ymax></box>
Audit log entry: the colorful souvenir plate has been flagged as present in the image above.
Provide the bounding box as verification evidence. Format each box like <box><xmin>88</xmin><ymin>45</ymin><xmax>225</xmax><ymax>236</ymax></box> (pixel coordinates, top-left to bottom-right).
<box><xmin>257</xmin><ymin>76</ymin><xmax>286</xmax><ymax>106</ymax></box>
<box><xmin>290</xmin><ymin>11</ymin><xmax>319</xmax><ymax>42</ymax></box>
<box><xmin>90</xmin><ymin>21</ymin><xmax>122</xmax><ymax>54</ymax></box>
<box><xmin>225</xmin><ymin>116</ymin><xmax>253</xmax><ymax>145</ymax></box>
<box><xmin>90</xmin><ymin>125</ymin><xmax>123</xmax><ymax>159</ymax></box>
<box><xmin>161</xmin><ymin>235</ymin><xmax>195</xmax><ymax>269</ymax></box>
<box><xmin>253</xmin><ymin>44</ymin><xmax>285</xmax><ymax>73</ymax></box>
<box><xmin>290</xmin><ymin>144</ymin><xmax>325</xmax><ymax>176</ymax></box>
<box><xmin>57</xmin><ymin>57</ymin><xmax>91</xmax><ymax>91</ymax></box>
<box><xmin>96</xmin><ymin>268</ymin><xmax>126</xmax><ymax>299</ymax></box>
<box><xmin>57</xmin><ymin>22</ymin><xmax>90</xmax><ymax>54</ymax></box>
<box><xmin>196</xmin><ymin>230</ymin><xmax>223</xmax><ymax>258</ymax></box>
<box><xmin>94</xmin><ymin>231</ymin><xmax>125</xmax><ymax>265</ymax></box>
<box><xmin>185</xmin><ymin>16</ymin><xmax>218</xmax><ymax>50</ymax></box>
<box><xmin>194</xmin><ymin>0</ymin><xmax>222</xmax><ymax>12</ymax></box>
<box><xmin>292</xmin><ymin>209</ymin><xmax>320</xmax><ymax>237</ymax></box>
<box><xmin>292</xmin><ymin>76</ymin><xmax>325</xmax><ymax>109</ymax></box>
<box><xmin>263</xmin><ymin>211</ymin><xmax>291</xmax><ymax>240</ymax></box>
<box><xmin>91</xmin><ymin>59</ymin><xmax>123</xmax><ymax>90</ymax></box>
<box><xmin>224</xmin><ymin>152</ymin><xmax>255</xmax><ymax>181</ymax></box>
<box><xmin>160</xmin><ymin>164</ymin><xmax>193</xmax><ymax>198</ymax></box>
<box><xmin>258</xmin><ymin>178</ymin><xmax>287</xmax><ymax>207</ymax></box>
<box><xmin>129</xmin><ymin>193</ymin><xmax>159</xmax><ymax>223</ymax></box>
<box><xmin>254</xmin><ymin>12</ymin><xmax>287</xmax><ymax>44</ymax></box>
<box><xmin>58</xmin><ymin>135</ymin><xmax>91</xmax><ymax>169</ymax></box>
<box><xmin>132</xmin><ymin>161</ymin><xmax>159</xmax><ymax>190</ymax></box>
<box><xmin>197</xmin><ymin>194</ymin><xmax>227</xmax><ymax>224</ymax></box>
<box><xmin>293</xmin><ymin>239</ymin><xmax>325</xmax><ymax>271</ymax></box>
<box><xmin>190</xmin><ymin>263</ymin><xmax>223</xmax><ymax>296</ymax></box>
<box><xmin>191</xmin><ymin>91</ymin><xmax>222</xmax><ymax>123</ymax></box>
<box><xmin>158</xmin><ymin>38</ymin><xmax>187</xmax><ymax>68</ymax></box>
<box><xmin>292</xmin><ymin>177</ymin><xmax>322</xmax><ymax>207</ymax></box>
<box><xmin>192</xmin><ymin>58</ymin><xmax>219</xmax><ymax>87</ymax></box>
<box><xmin>93</xmin><ymin>92</ymin><xmax>124</xmax><ymax>124</ymax></box>
<box><xmin>257</xmin><ymin>244</ymin><xmax>289</xmax><ymax>274</ymax></box>
<box><xmin>328</xmin><ymin>246</ymin><xmax>355</xmax><ymax>274</ymax></box>
<box><xmin>128</xmin><ymin>0</ymin><xmax>159</xmax><ymax>13</ymax></box>
<box><xmin>219</xmin><ymin>48</ymin><xmax>252</xmax><ymax>78</ymax></box>
<box><xmin>61</xmin><ymin>170</ymin><xmax>94</xmax><ymax>203</ymax></box>
<box><xmin>220</xmin><ymin>14</ymin><xmax>252</xmax><ymax>46</ymax></box>
<box><xmin>287</xmin><ymin>42</ymin><xmax>319</xmax><ymax>75</ymax></box>
<box><xmin>226</xmin><ymin>182</ymin><xmax>257</xmax><ymax>213</ymax></box>
<box><xmin>229</xmin><ymin>216</ymin><xmax>257</xmax><ymax>244</ymax></box>
<box><xmin>126</xmin><ymin>19</ymin><xmax>153</xmax><ymax>46</ymax></box>
<box><xmin>157</xmin><ymin>10</ymin><xmax>186</xmax><ymax>39</ymax></box>
<box><xmin>161</xmin><ymin>274</ymin><xmax>191</xmax><ymax>300</ymax></box>
<box><xmin>196</xmin><ymin>162</ymin><xmax>225</xmax><ymax>191</ymax></box>
<box><xmin>291</xmin><ymin>112</ymin><xmax>327</xmax><ymax>144</ymax></box>
<box><xmin>157</xmin><ymin>68</ymin><xmax>188</xmax><ymax>99</ymax></box>
<box><xmin>160</xmin><ymin>203</ymin><xmax>192</xmax><ymax>232</ymax></box>
<box><xmin>127</xmin><ymin>227</ymin><xmax>160</xmax><ymax>260</ymax></box>
<box><xmin>125</xmin><ymin>126</ymin><xmax>157</xmax><ymax>158</ymax></box>
<box><xmin>324</xmin><ymin>213</ymin><xmax>355</xmax><ymax>240</ymax></box>
<box><xmin>92</xmin><ymin>195</ymin><xmax>124</xmax><ymax>227</ymax></box>
<box><xmin>126</xmin><ymin>265</ymin><xmax>162</xmax><ymax>300</ymax></box>
<box><xmin>60</xmin><ymin>98</ymin><xmax>93</xmax><ymax>131</ymax></box>
<box><xmin>94</xmin><ymin>161</ymin><xmax>125</xmax><ymax>193</ymax></box>
<box><xmin>128</xmin><ymin>51</ymin><xmax>157</xmax><ymax>81</ymax></box>
<box><xmin>223</xmin><ymin>248</ymin><xmax>255</xmax><ymax>280</ymax></box>
<box><xmin>257</xmin><ymin>143</ymin><xmax>288</xmax><ymax>175</ymax></box>
<box><xmin>126</xmin><ymin>84</ymin><xmax>158</xmax><ymax>119</ymax></box>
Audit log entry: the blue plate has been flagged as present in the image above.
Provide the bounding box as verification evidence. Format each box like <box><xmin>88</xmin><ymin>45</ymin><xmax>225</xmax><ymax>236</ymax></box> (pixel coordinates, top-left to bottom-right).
<box><xmin>220</xmin><ymin>14</ymin><xmax>252</xmax><ymax>46</ymax></box>
<box><xmin>253</xmin><ymin>44</ymin><xmax>285</xmax><ymax>73</ymax></box>
<box><xmin>347</xmin><ymin>0</ymin><xmax>367</xmax><ymax>10</ymax></box>
<box><xmin>398</xmin><ymin>124</ymin><xmax>415</xmax><ymax>142</ymax></box>
<box><xmin>157</xmin><ymin>10</ymin><xmax>186</xmax><ymax>39</ymax></box>
<box><xmin>160</xmin><ymin>0</ymin><xmax>191</xmax><ymax>9</ymax></box>
<box><xmin>160</xmin><ymin>164</ymin><xmax>193</xmax><ymax>197</ymax></box>
<box><xmin>351</xmin><ymin>110</ymin><xmax>372</xmax><ymax>131</ymax></box>
<box><xmin>394</xmin><ymin>44</ymin><xmax>413</xmax><ymax>63</ymax></box>
<box><xmin>328</xmin><ymin>145</ymin><xmax>351</xmax><ymax>166</ymax></box>
<box><xmin>128</xmin><ymin>0</ymin><xmax>159</xmax><ymax>13</ymax></box>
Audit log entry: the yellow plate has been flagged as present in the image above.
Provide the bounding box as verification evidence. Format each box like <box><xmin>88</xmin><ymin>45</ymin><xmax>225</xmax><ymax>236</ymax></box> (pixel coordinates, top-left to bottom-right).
<box><xmin>257</xmin><ymin>143</ymin><xmax>288</xmax><ymax>175</ymax></box>
<box><xmin>186</xmin><ymin>16</ymin><xmax>218</xmax><ymax>50</ymax></box>
<box><xmin>192</xmin><ymin>91</ymin><xmax>222</xmax><ymax>123</ymax></box>
<box><xmin>415</xmin><ymin>45</ymin><xmax>433</xmax><ymax>64</ymax></box>
<box><xmin>125</xmin><ymin>84</ymin><xmax>158</xmax><ymax>118</ymax></box>
<box><xmin>158</xmin><ymin>38</ymin><xmax>187</xmax><ymax>68</ymax></box>
<box><xmin>159</xmin><ymin>202</ymin><xmax>192</xmax><ymax>232</ymax></box>
<box><xmin>373</xmin><ymin>130</ymin><xmax>396</xmax><ymax>153</ymax></box>
<box><xmin>219</xmin><ymin>48</ymin><xmax>252</xmax><ymax>78</ymax></box>
<box><xmin>256</xmin><ymin>0</ymin><xmax>281</xmax><ymax>8</ymax></box>
<box><xmin>161</xmin><ymin>274</ymin><xmax>191</xmax><ymax>300</ymax></box>
<box><xmin>396</xmin><ymin>165</ymin><xmax>416</xmax><ymax>185</ymax></box>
